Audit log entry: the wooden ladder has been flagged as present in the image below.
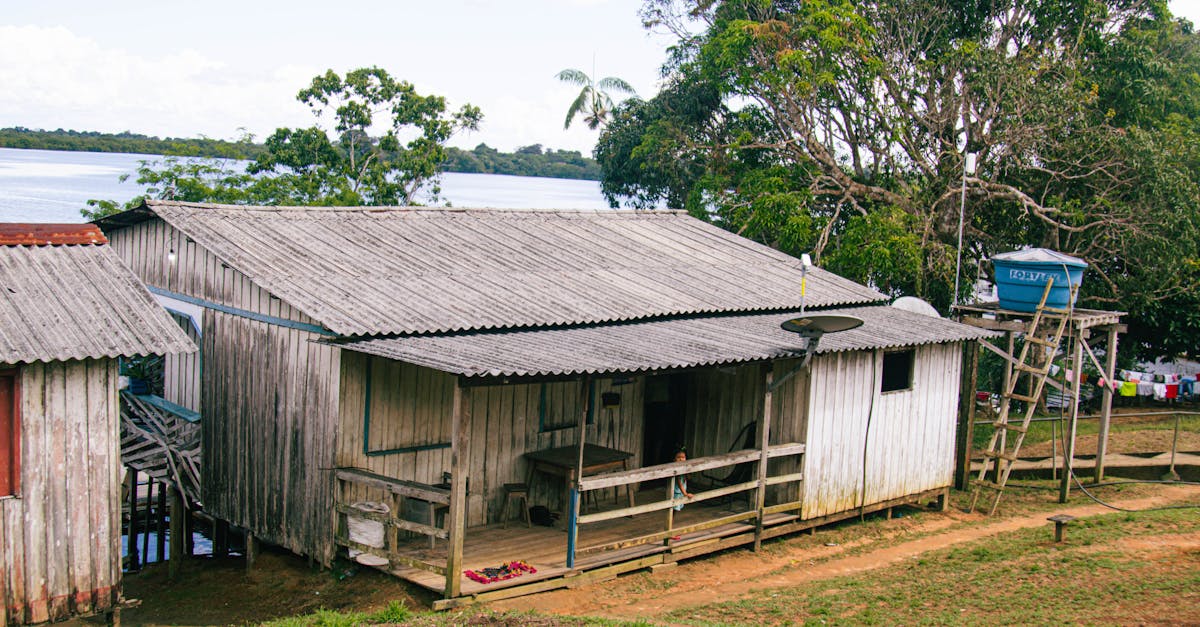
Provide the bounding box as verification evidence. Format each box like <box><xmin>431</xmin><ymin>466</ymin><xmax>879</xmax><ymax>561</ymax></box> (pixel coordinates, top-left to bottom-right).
<box><xmin>969</xmin><ymin>279</ymin><xmax>1074</xmax><ymax>515</ymax></box>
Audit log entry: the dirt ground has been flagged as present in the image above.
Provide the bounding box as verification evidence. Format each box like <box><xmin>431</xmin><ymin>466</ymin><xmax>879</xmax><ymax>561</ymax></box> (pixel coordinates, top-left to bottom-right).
<box><xmin>97</xmin><ymin>482</ymin><xmax>1200</xmax><ymax>626</ymax></box>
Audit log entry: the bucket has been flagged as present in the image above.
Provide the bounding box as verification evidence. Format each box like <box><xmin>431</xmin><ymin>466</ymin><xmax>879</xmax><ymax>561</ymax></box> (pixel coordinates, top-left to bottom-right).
<box><xmin>991</xmin><ymin>249</ymin><xmax>1086</xmax><ymax>313</ymax></box>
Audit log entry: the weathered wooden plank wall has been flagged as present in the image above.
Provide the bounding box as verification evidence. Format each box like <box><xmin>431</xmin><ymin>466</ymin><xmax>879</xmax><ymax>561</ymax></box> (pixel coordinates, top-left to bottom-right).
<box><xmin>201</xmin><ymin>311</ymin><xmax>341</xmax><ymax>564</ymax></box>
<box><xmin>680</xmin><ymin>361</ymin><xmax>807</xmax><ymax>503</ymax></box>
<box><xmin>0</xmin><ymin>359</ymin><xmax>120</xmax><ymax>625</ymax></box>
<box><xmin>336</xmin><ymin>353</ymin><xmax>644</xmax><ymax>526</ymax></box>
<box><xmin>107</xmin><ymin>217</ymin><xmax>320</xmax><ymax>326</ymax></box>
<box><xmin>164</xmin><ymin>312</ymin><xmax>201</xmax><ymax>412</ymax></box>
<box><xmin>110</xmin><ymin>217</ymin><xmax>344</xmax><ymax>565</ymax></box>
<box><xmin>801</xmin><ymin>344</ymin><xmax>962</xmax><ymax>518</ymax></box>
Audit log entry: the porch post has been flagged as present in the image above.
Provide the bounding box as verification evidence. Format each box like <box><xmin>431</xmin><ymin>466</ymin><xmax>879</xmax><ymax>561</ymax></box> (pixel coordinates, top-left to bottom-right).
<box><xmin>567</xmin><ymin>376</ymin><xmax>591</xmax><ymax>569</ymax></box>
<box><xmin>955</xmin><ymin>340</ymin><xmax>980</xmax><ymax>490</ymax></box>
<box><xmin>754</xmin><ymin>363</ymin><xmax>774</xmax><ymax>552</ymax></box>
<box><xmin>445</xmin><ymin>382</ymin><xmax>471</xmax><ymax>598</ymax></box>
<box><xmin>1059</xmin><ymin>327</ymin><xmax>1084</xmax><ymax>503</ymax></box>
<box><xmin>1095</xmin><ymin>326</ymin><xmax>1118</xmax><ymax>482</ymax></box>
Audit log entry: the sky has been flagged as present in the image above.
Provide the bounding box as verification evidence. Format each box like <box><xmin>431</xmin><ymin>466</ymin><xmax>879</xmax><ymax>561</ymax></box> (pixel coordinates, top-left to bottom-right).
<box><xmin>2</xmin><ymin>0</ymin><xmax>1200</xmax><ymax>156</ymax></box>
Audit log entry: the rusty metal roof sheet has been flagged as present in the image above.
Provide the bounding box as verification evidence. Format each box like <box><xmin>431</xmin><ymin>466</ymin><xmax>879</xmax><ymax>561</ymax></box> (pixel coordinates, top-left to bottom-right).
<box><xmin>0</xmin><ymin>223</ymin><xmax>107</xmax><ymax>246</ymax></box>
<box><xmin>104</xmin><ymin>201</ymin><xmax>886</xmax><ymax>336</ymax></box>
<box><xmin>0</xmin><ymin>241</ymin><xmax>197</xmax><ymax>364</ymax></box>
<box><xmin>333</xmin><ymin>305</ymin><xmax>998</xmax><ymax>379</ymax></box>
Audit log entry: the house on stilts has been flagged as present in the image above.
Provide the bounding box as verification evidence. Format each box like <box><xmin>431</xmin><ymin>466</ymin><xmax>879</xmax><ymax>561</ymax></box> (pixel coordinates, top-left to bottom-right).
<box><xmin>0</xmin><ymin>223</ymin><xmax>195</xmax><ymax>625</ymax></box>
<box><xmin>96</xmin><ymin>201</ymin><xmax>995</xmax><ymax>608</ymax></box>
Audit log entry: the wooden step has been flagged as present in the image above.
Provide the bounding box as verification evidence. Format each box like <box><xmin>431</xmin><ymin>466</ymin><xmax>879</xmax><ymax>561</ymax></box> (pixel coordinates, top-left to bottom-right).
<box><xmin>1006</xmin><ymin>392</ymin><xmax>1040</xmax><ymax>403</ymax></box>
<box><xmin>991</xmin><ymin>422</ymin><xmax>1028</xmax><ymax>433</ymax></box>
<box><xmin>1025</xmin><ymin>336</ymin><xmax>1058</xmax><ymax>347</ymax></box>
<box><xmin>979</xmin><ymin>450</ymin><xmax>1020</xmax><ymax>462</ymax></box>
<box><xmin>1014</xmin><ymin>363</ymin><xmax>1049</xmax><ymax>375</ymax></box>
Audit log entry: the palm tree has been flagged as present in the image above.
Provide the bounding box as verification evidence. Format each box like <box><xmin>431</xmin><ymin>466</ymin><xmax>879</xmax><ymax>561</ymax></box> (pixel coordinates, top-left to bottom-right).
<box><xmin>556</xmin><ymin>68</ymin><xmax>637</xmax><ymax>130</ymax></box>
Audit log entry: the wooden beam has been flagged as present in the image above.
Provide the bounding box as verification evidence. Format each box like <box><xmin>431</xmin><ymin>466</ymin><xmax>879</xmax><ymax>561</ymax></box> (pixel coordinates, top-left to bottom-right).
<box><xmin>1096</xmin><ymin>326</ymin><xmax>1119</xmax><ymax>482</ymax></box>
<box><xmin>168</xmin><ymin>487</ymin><xmax>185</xmax><ymax>581</ymax></box>
<box><xmin>956</xmin><ymin>340</ymin><xmax>980</xmax><ymax>489</ymax></box>
<box><xmin>567</xmin><ymin>376</ymin><xmax>590</xmax><ymax>568</ymax></box>
<box><xmin>444</xmin><ymin>383</ymin><xmax>471</xmax><ymax>598</ymax></box>
<box><xmin>959</xmin><ymin>316</ymin><xmax>1028</xmax><ymax>332</ymax></box>
<box><xmin>245</xmin><ymin>532</ymin><xmax>258</xmax><ymax>573</ymax></box>
<box><xmin>576</xmin><ymin>511</ymin><xmax>759</xmax><ymax>556</ymax></box>
<box><xmin>1060</xmin><ymin>329</ymin><xmax>1084</xmax><ymax>503</ymax></box>
<box><xmin>754</xmin><ymin>367</ymin><xmax>773</xmax><ymax>552</ymax></box>
<box><xmin>979</xmin><ymin>337</ymin><xmax>1066</xmax><ymax>394</ymax></box>
<box><xmin>577</xmin><ymin>479</ymin><xmax>760</xmax><ymax>524</ymax></box>
<box><xmin>334</xmin><ymin>468</ymin><xmax>450</xmax><ymax>504</ymax></box>
<box><xmin>577</xmin><ymin>444</ymin><xmax>804</xmax><ymax>491</ymax></box>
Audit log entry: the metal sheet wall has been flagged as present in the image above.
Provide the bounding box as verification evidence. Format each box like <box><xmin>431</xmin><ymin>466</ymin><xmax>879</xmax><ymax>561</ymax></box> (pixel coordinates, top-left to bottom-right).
<box><xmin>0</xmin><ymin>359</ymin><xmax>121</xmax><ymax>625</ymax></box>
<box><xmin>801</xmin><ymin>343</ymin><xmax>962</xmax><ymax>518</ymax></box>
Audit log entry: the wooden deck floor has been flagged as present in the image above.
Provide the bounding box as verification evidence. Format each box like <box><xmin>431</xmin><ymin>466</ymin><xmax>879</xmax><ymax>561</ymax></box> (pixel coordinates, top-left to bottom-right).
<box><xmin>383</xmin><ymin>495</ymin><xmax>787</xmax><ymax>599</ymax></box>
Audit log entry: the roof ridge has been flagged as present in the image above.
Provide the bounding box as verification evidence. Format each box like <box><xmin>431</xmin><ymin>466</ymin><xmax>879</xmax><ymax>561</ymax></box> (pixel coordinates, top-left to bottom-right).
<box><xmin>145</xmin><ymin>199</ymin><xmax>687</xmax><ymax>216</ymax></box>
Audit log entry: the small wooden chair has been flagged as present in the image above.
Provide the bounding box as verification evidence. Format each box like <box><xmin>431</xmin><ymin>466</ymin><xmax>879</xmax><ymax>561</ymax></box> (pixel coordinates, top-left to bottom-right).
<box><xmin>501</xmin><ymin>483</ymin><xmax>531</xmax><ymax>528</ymax></box>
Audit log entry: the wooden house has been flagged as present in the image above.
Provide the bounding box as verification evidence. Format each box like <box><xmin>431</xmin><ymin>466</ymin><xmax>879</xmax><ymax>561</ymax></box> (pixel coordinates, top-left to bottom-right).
<box><xmin>96</xmin><ymin>201</ymin><xmax>993</xmax><ymax>607</ymax></box>
<box><xmin>0</xmin><ymin>223</ymin><xmax>195</xmax><ymax>625</ymax></box>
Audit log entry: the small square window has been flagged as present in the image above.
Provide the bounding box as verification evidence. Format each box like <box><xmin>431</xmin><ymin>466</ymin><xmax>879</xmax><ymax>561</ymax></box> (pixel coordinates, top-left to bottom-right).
<box><xmin>881</xmin><ymin>349</ymin><xmax>914</xmax><ymax>393</ymax></box>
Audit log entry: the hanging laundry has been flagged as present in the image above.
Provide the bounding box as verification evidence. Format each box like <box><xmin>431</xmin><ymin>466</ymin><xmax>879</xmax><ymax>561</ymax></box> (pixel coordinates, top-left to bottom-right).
<box><xmin>1165</xmin><ymin>373</ymin><xmax>1181</xmax><ymax>384</ymax></box>
<box><xmin>1165</xmin><ymin>384</ymin><xmax>1179</xmax><ymax>399</ymax></box>
<box><xmin>1152</xmin><ymin>383</ymin><xmax>1167</xmax><ymax>401</ymax></box>
<box><xmin>1137</xmin><ymin>381</ymin><xmax>1155</xmax><ymax>396</ymax></box>
<box><xmin>1119</xmin><ymin>381</ymin><xmax>1138</xmax><ymax>396</ymax></box>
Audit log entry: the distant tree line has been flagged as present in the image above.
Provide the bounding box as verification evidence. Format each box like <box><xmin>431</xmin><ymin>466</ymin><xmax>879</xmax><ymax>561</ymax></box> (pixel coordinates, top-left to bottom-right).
<box><xmin>0</xmin><ymin>127</ymin><xmax>600</xmax><ymax>180</ymax></box>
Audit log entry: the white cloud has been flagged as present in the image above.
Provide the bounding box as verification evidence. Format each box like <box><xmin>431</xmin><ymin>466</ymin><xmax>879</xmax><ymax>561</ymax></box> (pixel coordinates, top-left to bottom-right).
<box><xmin>0</xmin><ymin>25</ymin><xmax>310</xmax><ymax>140</ymax></box>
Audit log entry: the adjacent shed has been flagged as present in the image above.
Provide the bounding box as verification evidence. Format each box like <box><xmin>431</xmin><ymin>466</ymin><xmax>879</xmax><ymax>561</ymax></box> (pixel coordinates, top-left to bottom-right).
<box><xmin>0</xmin><ymin>223</ymin><xmax>194</xmax><ymax>626</ymax></box>
<box><xmin>96</xmin><ymin>201</ymin><xmax>994</xmax><ymax>606</ymax></box>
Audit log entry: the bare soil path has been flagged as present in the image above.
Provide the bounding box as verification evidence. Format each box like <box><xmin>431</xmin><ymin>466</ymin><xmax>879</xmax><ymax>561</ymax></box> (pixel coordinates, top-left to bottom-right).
<box><xmin>495</xmin><ymin>484</ymin><xmax>1200</xmax><ymax>621</ymax></box>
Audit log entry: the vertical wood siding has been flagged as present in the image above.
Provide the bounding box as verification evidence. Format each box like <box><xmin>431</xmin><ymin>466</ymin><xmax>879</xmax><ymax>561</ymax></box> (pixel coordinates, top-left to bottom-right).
<box><xmin>164</xmin><ymin>312</ymin><xmax>201</xmax><ymax>412</ymax></box>
<box><xmin>801</xmin><ymin>344</ymin><xmax>962</xmax><ymax>519</ymax></box>
<box><xmin>110</xmin><ymin>218</ymin><xmax>343</xmax><ymax>564</ymax></box>
<box><xmin>0</xmin><ymin>359</ymin><xmax>120</xmax><ymax>625</ymax></box>
<box><xmin>336</xmin><ymin>353</ymin><xmax>645</xmax><ymax>525</ymax></box>
<box><xmin>201</xmin><ymin>311</ymin><xmax>341</xmax><ymax>564</ymax></box>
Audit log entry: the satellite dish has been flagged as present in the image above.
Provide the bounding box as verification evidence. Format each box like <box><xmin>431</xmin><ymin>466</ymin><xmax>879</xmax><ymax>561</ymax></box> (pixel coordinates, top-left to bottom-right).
<box><xmin>891</xmin><ymin>296</ymin><xmax>941</xmax><ymax>318</ymax></box>
<box><xmin>780</xmin><ymin>314</ymin><xmax>864</xmax><ymax>336</ymax></box>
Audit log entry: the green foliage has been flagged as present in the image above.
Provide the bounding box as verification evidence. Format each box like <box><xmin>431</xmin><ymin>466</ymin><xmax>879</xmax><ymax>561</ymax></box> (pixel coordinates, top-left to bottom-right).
<box><xmin>0</xmin><ymin>127</ymin><xmax>264</xmax><ymax>159</ymax></box>
<box><xmin>443</xmin><ymin>143</ymin><xmax>601</xmax><ymax>179</ymax></box>
<box><xmin>607</xmin><ymin>0</ymin><xmax>1200</xmax><ymax>360</ymax></box>
<box><xmin>557</xmin><ymin>68</ymin><xmax>638</xmax><ymax>130</ymax></box>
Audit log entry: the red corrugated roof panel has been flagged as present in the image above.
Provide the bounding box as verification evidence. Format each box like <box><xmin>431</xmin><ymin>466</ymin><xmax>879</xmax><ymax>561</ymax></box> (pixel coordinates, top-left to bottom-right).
<box><xmin>0</xmin><ymin>223</ymin><xmax>108</xmax><ymax>246</ymax></box>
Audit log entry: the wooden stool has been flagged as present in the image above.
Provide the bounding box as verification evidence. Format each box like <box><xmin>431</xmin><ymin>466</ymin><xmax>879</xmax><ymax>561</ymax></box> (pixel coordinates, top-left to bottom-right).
<box><xmin>501</xmin><ymin>483</ymin><xmax>530</xmax><ymax>528</ymax></box>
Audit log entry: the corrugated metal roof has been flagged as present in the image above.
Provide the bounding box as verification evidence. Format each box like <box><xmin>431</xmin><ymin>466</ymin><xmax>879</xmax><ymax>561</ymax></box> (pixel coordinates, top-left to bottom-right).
<box><xmin>0</xmin><ymin>242</ymin><xmax>197</xmax><ymax>364</ymax></box>
<box><xmin>992</xmin><ymin>248</ymin><xmax>1086</xmax><ymax>267</ymax></box>
<box><xmin>112</xmin><ymin>201</ymin><xmax>886</xmax><ymax>336</ymax></box>
<box><xmin>0</xmin><ymin>223</ymin><xmax>108</xmax><ymax>246</ymax></box>
<box><xmin>333</xmin><ymin>305</ymin><xmax>998</xmax><ymax>379</ymax></box>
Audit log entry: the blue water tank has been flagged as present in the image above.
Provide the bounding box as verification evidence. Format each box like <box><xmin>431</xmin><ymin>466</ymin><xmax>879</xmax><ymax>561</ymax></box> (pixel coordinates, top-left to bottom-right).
<box><xmin>991</xmin><ymin>248</ymin><xmax>1087</xmax><ymax>313</ymax></box>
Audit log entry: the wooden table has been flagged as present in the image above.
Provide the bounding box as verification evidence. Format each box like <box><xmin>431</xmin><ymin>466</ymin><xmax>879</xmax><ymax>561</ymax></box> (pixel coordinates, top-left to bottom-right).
<box><xmin>525</xmin><ymin>444</ymin><xmax>636</xmax><ymax>524</ymax></box>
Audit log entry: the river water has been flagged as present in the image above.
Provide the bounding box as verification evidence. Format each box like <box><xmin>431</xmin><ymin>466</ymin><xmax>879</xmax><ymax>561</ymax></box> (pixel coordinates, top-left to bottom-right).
<box><xmin>0</xmin><ymin>147</ymin><xmax>612</xmax><ymax>223</ymax></box>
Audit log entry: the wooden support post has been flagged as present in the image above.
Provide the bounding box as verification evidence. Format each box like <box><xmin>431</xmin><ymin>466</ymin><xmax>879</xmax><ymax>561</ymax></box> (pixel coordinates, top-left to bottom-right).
<box><xmin>125</xmin><ymin>468</ymin><xmax>139</xmax><ymax>570</ymax></box>
<box><xmin>214</xmin><ymin>519</ymin><xmax>230</xmax><ymax>558</ymax></box>
<box><xmin>245</xmin><ymin>532</ymin><xmax>258</xmax><ymax>572</ymax></box>
<box><xmin>168</xmin><ymin>487</ymin><xmax>185</xmax><ymax>581</ymax></box>
<box><xmin>568</xmin><ymin>377</ymin><xmax>591</xmax><ymax>569</ymax></box>
<box><xmin>1059</xmin><ymin>327</ymin><xmax>1084</xmax><ymax>503</ymax></box>
<box><xmin>1095</xmin><ymin>326</ymin><xmax>1119</xmax><ymax>482</ymax></box>
<box><xmin>754</xmin><ymin>366</ymin><xmax>774</xmax><ymax>552</ymax></box>
<box><xmin>156</xmin><ymin>482</ymin><xmax>167</xmax><ymax>562</ymax></box>
<box><xmin>141</xmin><ymin>479</ymin><xmax>153</xmax><ymax>565</ymax></box>
<box><xmin>997</xmin><ymin>332</ymin><xmax>1014</xmax><ymax>480</ymax></box>
<box><xmin>955</xmin><ymin>341</ymin><xmax>980</xmax><ymax>489</ymax></box>
<box><xmin>444</xmin><ymin>382</ymin><xmax>471</xmax><ymax>598</ymax></box>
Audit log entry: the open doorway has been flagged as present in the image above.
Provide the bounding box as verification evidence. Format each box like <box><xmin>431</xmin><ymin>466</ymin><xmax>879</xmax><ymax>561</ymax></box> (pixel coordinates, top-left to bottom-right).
<box><xmin>642</xmin><ymin>374</ymin><xmax>688</xmax><ymax>477</ymax></box>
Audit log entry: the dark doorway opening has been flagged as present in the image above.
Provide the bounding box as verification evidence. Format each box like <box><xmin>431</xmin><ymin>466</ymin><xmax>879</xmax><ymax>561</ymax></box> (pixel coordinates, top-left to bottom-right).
<box><xmin>642</xmin><ymin>373</ymin><xmax>688</xmax><ymax>484</ymax></box>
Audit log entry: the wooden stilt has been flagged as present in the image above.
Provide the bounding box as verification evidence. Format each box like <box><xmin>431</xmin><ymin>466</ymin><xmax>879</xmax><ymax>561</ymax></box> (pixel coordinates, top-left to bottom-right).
<box><xmin>1059</xmin><ymin>327</ymin><xmax>1084</xmax><ymax>503</ymax></box>
<box><xmin>214</xmin><ymin>519</ymin><xmax>229</xmax><ymax>558</ymax></box>
<box><xmin>125</xmin><ymin>468</ymin><xmax>139</xmax><ymax>570</ymax></box>
<box><xmin>1095</xmin><ymin>326</ymin><xmax>1119</xmax><ymax>482</ymax></box>
<box><xmin>168</xmin><ymin>487</ymin><xmax>185</xmax><ymax>581</ymax></box>
<box><xmin>141</xmin><ymin>479</ymin><xmax>152</xmax><ymax>565</ymax></box>
<box><xmin>245</xmin><ymin>532</ymin><xmax>258</xmax><ymax>572</ymax></box>
<box><xmin>156</xmin><ymin>482</ymin><xmax>167</xmax><ymax>562</ymax></box>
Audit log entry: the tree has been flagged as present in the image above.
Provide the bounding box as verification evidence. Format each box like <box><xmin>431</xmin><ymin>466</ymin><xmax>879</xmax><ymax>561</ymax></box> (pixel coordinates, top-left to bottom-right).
<box><xmin>84</xmin><ymin>67</ymin><xmax>481</xmax><ymax>217</ymax></box>
<box><xmin>609</xmin><ymin>0</ymin><xmax>1200</xmax><ymax>359</ymax></box>
<box><xmin>557</xmin><ymin>68</ymin><xmax>638</xmax><ymax>130</ymax></box>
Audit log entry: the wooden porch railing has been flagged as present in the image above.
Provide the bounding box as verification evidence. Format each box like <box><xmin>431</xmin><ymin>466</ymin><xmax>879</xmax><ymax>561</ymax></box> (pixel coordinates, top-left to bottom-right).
<box><xmin>333</xmin><ymin>467</ymin><xmax>451</xmax><ymax>575</ymax></box>
<box><xmin>569</xmin><ymin>442</ymin><xmax>805</xmax><ymax>563</ymax></box>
